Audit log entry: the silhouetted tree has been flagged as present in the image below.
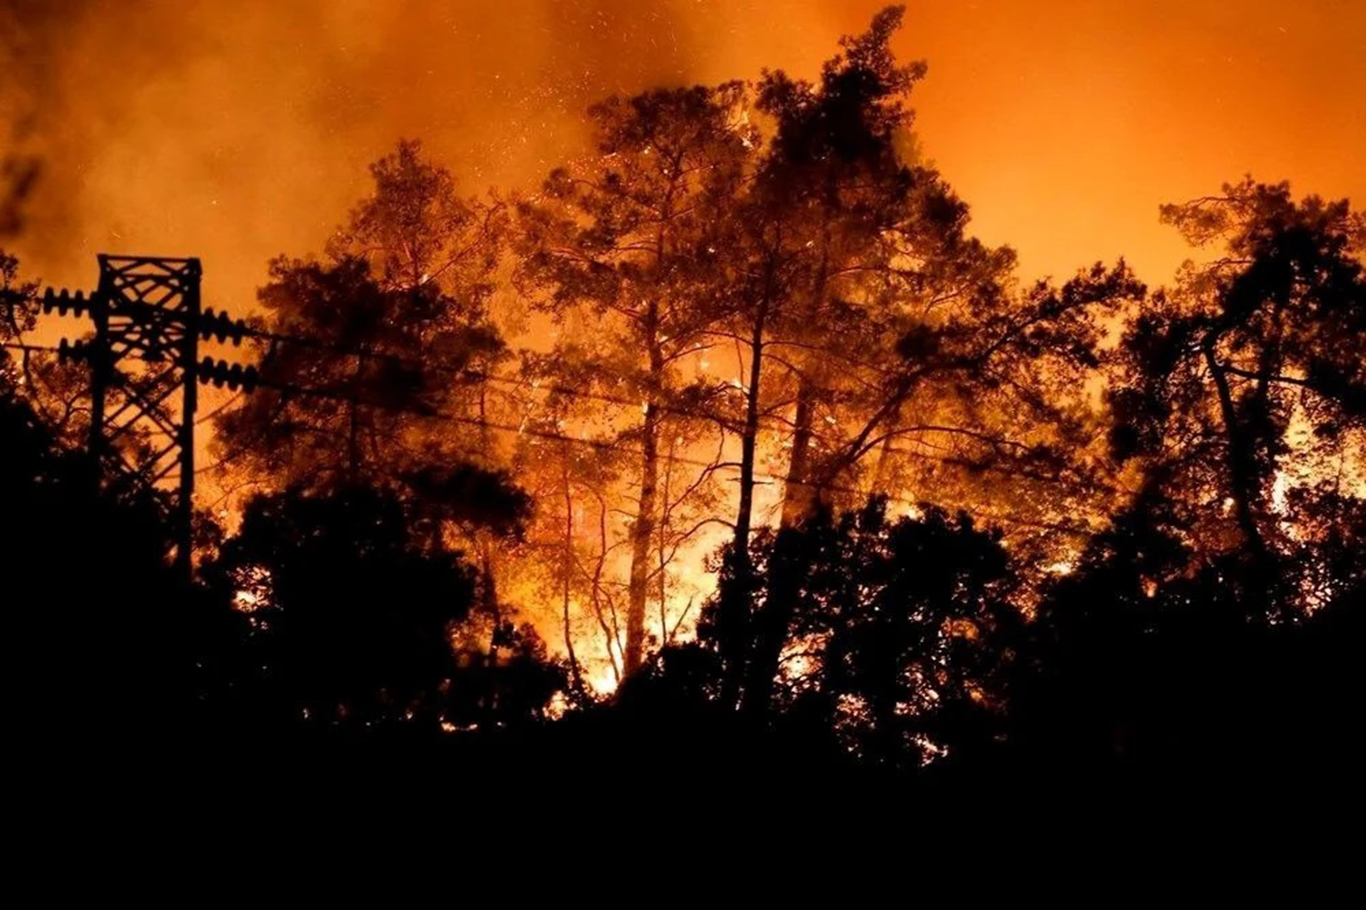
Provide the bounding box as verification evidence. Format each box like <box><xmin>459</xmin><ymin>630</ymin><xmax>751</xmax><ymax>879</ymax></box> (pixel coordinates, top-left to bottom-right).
<box><xmin>217</xmin><ymin>143</ymin><xmax>524</xmax><ymax>675</ymax></box>
<box><xmin>0</xmin><ymin>250</ymin><xmax>87</xmax><ymax>446</ymax></box>
<box><xmin>695</xmin><ymin>497</ymin><xmax>1022</xmax><ymax>768</ymax></box>
<box><xmin>204</xmin><ymin>485</ymin><xmax>474</xmax><ymax>726</ymax></box>
<box><xmin>1005</xmin><ymin>480</ymin><xmax>1365</xmax><ymax>782</ymax></box>
<box><xmin>0</xmin><ymin>249</ymin><xmax>35</xmax><ymax>338</ymax></box>
<box><xmin>215</xmin><ymin>254</ymin><xmax>503</xmax><ymax>486</ymax></box>
<box><xmin>717</xmin><ymin>7</ymin><xmax>1144</xmax><ymax>714</ymax></box>
<box><xmin>203</xmin><ymin>483</ymin><xmax>559</xmax><ymax>729</ymax></box>
<box><xmin>327</xmin><ymin>139</ymin><xmax>517</xmax><ymax>634</ymax></box>
<box><xmin>0</xmin><ymin>358</ymin><xmax>218</xmax><ymax>747</ymax></box>
<box><xmin>1109</xmin><ymin>178</ymin><xmax>1366</xmax><ymax>617</ymax></box>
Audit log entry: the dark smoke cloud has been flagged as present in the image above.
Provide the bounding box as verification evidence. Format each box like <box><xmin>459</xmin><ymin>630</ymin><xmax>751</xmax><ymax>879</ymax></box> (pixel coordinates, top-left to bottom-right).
<box><xmin>18</xmin><ymin>1</ymin><xmax>1350</xmax><ymax>297</ymax></box>
<box><xmin>0</xmin><ymin>155</ymin><xmax>38</xmax><ymax>237</ymax></box>
<box><xmin>1</xmin><ymin>0</ymin><xmax>784</xmax><ymax>297</ymax></box>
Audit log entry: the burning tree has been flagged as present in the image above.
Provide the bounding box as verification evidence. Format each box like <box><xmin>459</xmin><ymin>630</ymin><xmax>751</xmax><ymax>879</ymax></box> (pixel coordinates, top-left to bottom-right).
<box><xmin>515</xmin><ymin>82</ymin><xmax>754</xmax><ymax>677</ymax></box>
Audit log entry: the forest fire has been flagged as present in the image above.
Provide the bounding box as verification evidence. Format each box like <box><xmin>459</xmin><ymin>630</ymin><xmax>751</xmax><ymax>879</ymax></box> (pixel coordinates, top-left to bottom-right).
<box><xmin>1</xmin><ymin>1</ymin><xmax>1362</xmax><ymax>800</ymax></box>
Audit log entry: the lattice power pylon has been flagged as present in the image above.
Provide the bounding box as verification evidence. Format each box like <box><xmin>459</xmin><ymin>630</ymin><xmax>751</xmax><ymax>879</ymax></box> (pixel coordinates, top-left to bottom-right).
<box><xmin>77</xmin><ymin>255</ymin><xmax>204</xmax><ymax>577</ymax></box>
<box><xmin>18</xmin><ymin>254</ymin><xmax>249</xmax><ymax>580</ymax></box>
<box><xmin>3</xmin><ymin>252</ymin><xmax>257</xmax><ymax>579</ymax></box>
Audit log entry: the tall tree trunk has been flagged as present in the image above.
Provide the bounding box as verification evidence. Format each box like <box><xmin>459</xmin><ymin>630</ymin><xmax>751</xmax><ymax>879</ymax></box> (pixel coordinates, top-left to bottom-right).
<box><xmin>658</xmin><ymin>436</ymin><xmax>676</xmax><ymax>649</ymax></box>
<box><xmin>1203</xmin><ymin>341</ymin><xmax>1265</xmax><ymax>552</ymax></box>
<box><xmin>480</xmin><ymin>544</ymin><xmax>500</xmax><ymax>632</ymax></box>
<box><xmin>1203</xmin><ymin>339</ymin><xmax>1273</xmax><ymax>611</ymax></box>
<box><xmin>779</xmin><ymin>380</ymin><xmax>817</xmax><ymax>528</ymax></box>
<box><xmin>741</xmin><ymin>377</ymin><xmax>816</xmax><ymax>716</ymax></box>
<box><xmin>741</xmin><ymin>198</ymin><xmax>831</xmax><ymax>715</ymax></box>
<box><xmin>561</xmin><ymin>458</ymin><xmax>581</xmax><ymax>693</ymax></box>
<box><xmin>779</xmin><ymin>199</ymin><xmax>829</xmax><ymax>529</ymax></box>
<box><xmin>475</xmin><ymin>384</ymin><xmax>504</xmax><ymax>660</ymax></box>
<box><xmin>474</xmin><ymin>380</ymin><xmax>506</xmax><ymax>719</ymax></box>
<box><xmin>347</xmin><ymin>352</ymin><xmax>363</xmax><ymax>480</ymax></box>
<box><xmin>624</xmin><ymin>331</ymin><xmax>663</xmax><ymax>676</ymax></box>
<box><xmin>734</xmin><ymin>324</ymin><xmax>767</xmax><ymax>549</ymax></box>
<box><xmin>622</xmin><ymin>203</ymin><xmax>678</xmax><ymax>677</ymax></box>
<box><xmin>718</xmin><ymin>291</ymin><xmax>770</xmax><ymax>705</ymax></box>
<box><xmin>869</xmin><ymin>435</ymin><xmax>896</xmax><ymax>502</ymax></box>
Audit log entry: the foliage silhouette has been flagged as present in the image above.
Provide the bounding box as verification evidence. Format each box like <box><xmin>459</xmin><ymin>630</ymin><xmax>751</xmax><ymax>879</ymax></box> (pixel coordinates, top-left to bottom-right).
<box><xmin>202</xmin><ymin>483</ymin><xmax>565</xmax><ymax>731</ymax></box>
<box><xmin>669</xmin><ymin>498</ymin><xmax>1024</xmax><ymax>768</ymax></box>
<box><xmin>0</xmin><ymin>363</ymin><xmax>218</xmax><ymax>748</ymax></box>
<box><xmin>1109</xmin><ymin>178</ymin><xmax>1366</xmax><ymax>618</ymax></box>
<box><xmin>1003</xmin><ymin>486</ymin><xmax>1365</xmax><ymax>783</ymax></box>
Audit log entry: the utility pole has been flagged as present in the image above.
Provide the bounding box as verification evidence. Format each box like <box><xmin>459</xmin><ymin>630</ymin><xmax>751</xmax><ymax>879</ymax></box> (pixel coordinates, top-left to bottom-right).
<box><xmin>175</xmin><ymin>260</ymin><xmax>201</xmax><ymax>580</ymax></box>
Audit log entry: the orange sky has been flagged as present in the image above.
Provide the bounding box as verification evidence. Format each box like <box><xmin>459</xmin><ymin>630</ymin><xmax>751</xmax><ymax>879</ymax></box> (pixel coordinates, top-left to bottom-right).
<box><xmin>4</xmin><ymin>0</ymin><xmax>1364</xmax><ymax>303</ymax></box>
